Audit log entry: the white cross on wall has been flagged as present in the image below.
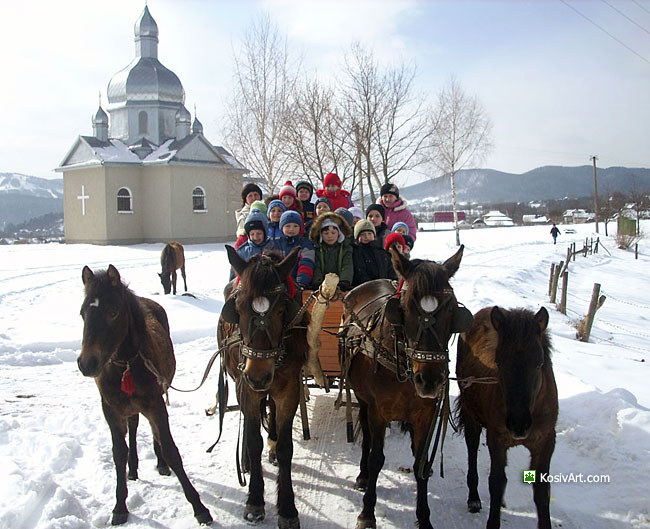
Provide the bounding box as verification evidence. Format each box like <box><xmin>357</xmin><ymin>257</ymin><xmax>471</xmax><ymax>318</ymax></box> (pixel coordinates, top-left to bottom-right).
<box><xmin>77</xmin><ymin>185</ymin><xmax>89</xmax><ymax>216</ymax></box>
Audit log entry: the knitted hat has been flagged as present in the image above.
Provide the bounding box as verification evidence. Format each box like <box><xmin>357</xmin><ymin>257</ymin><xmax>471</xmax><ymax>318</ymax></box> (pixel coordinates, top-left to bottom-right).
<box><xmin>380</xmin><ymin>182</ymin><xmax>399</xmax><ymax>198</ymax></box>
<box><xmin>348</xmin><ymin>206</ymin><xmax>364</xmax><ymax>220</ymax></box>
<box><xmin>244</xmin><ymin>209</ymin><xmax>269</xmax><ymax>239</ymax></box>
<box><xmin>250</xmin><ymin>200</ymin><xmax>267</xmax><ymax>216</ymax></box>
<box><xmin>323</xmin><ymin>172</ymin><xmax>342</xmax><ymax>188</ymax></box>
<box><xmin>267</xmin><ymin>199</ymin><xmax>287</xmax><ymax>215</ymax></box>
<box><xmin>295</xmin><ymin>180</ymin><xmax>314</xmax><ymax>198</ymax></box>
<box><xmin>314</xmin><ymin>196</ymin><xmax>332</xmax><ymax>211</ymax></box>
<box><xmin>280</xmin><ymin>210</ymin><xmax>303</xmax><ymax>231</ymax></box>
<box><xmin>241</xmin><ymin>182</ymin><xmax>263</xmax><ymax>205</ymax></box>
<box><xmin>403</xmin><ymin>234</ymin><xmax>415</xmax><ymax>250</ymax></box>
<box><xmin>320</xmin><ymin>218</ymin><xmax>344</xmax><ymax>243</ymax></box>
<box><xmin>335</xmin><ymin>207</ymin><xmax>354</xmax><ymax>228</ymax></box>
<box><xmin>391</xmin><ymin>222</ymin><xmax>409</xmax><ymax>235</ymax></box>
<box><xmin>384</xmin><ymin>232</ymin><xmax>406</xmax><ymax>251</ymax></box>
<box><xmin>365</xmin><ymin>203</ymin><xmax>385</xmax><ymax>220</ymax></box>
<box><xmin>354</xmin><ymin>219</ymin><xmax>376</xmax><ymax>240</ymax></box>
<box><xmin>279</xmin><ymin>180</ymin><xmax>297</xmax><ymax>199</ymax></box>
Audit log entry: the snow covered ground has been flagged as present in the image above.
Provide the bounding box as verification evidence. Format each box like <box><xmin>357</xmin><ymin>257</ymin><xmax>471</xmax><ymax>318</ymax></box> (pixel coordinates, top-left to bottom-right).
<box><xmin>1</xmin><ymin>222</ymin><xmax>649</xmax><ymax>529</ymax></box>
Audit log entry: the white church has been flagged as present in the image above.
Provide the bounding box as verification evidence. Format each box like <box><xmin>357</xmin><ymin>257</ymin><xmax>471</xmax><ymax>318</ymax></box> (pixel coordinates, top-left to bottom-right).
<box><xmin>57</xmin><ymin>6</ymin><xmax>246</xmax><ymax>244</ymax></box>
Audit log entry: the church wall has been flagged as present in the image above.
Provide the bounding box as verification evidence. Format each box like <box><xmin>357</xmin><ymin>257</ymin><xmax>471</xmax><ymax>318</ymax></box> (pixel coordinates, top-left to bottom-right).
<box><xmin>141</xmin><ymin>166</ymin><xmax>173</xmax><ymax>242</ymax></box>
<box><xmin>63</xmin><ymin>168</ymin><xmax>108</xmax><ymax>244</ymax></box>
<box><xmin>104</xmin><ymin>166</ymin><xmax>144</xmax><ymax>244</ymax></box>
<box><xmin>108</xmin><ymin>108</ymin><xmax>129</xmax><ymax>142</ymax></box>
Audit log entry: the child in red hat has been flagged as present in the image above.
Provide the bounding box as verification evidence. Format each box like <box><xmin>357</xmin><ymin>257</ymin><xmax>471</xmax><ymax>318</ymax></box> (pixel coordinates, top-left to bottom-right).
<box><xmin>278</xmin><ymin>180</ymin><xmax>303</xmax><ymax>217</ymax></box>
<box><xmin>315</xmin><ymin>172</ymin><xmax>354</xmax><ymax>211</ymax></box>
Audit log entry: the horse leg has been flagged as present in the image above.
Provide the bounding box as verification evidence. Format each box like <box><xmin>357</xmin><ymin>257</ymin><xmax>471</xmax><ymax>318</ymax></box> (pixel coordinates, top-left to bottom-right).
<box><xmin>267</xmin><ymin>397</ymin><xmax>278</xmax><ymax>466</ymax></box>
<box><xmin>463</xmin><ymin>412</ymin><xmax>483</xmax><ymax>513</ymax></box>
<box><xmin>530</xmin><ymin>435</ymin><xmax>555</xmax><ymax>529</ymax></box>
<box><xmin>144</xmin><ymin>399</ymin><xmax>212</xmax><ymax>525</ymax></box>
<box><xmin>127</xmin><ymin>414</ymin><xmax>139</xmax><ymax>481</ymax></box>
<box><xmin>411</xmin><ymin>417</ymin><xmax>435</xmax><ymax>529</ymax></box>
<box><xmin>242</xmin><ymin>394</ymin><xmax>265</xmax><ymax>523</ymax></box>
<box><xmin>486</xmin><ymin>433</ymin><xmax>508</xmax><ymax>529</ymax></box>
<box><xmin>354</xmin><ymin>398</ymin><xmax>370</xmax><ymax>491</ymax></box>
<box><xmin>153</xmin><ymin>438</ymin><xmax>171</xmax><ymax>476</ymax></box>
<box><xmin>181</xmin><ymin>265</ymin><xmax>188</xmax><ymax>292</ymax></box>
<box><xmin>356</xmin><ymin>405</ymin><xmax>386</xmax><ymax>529</ymax></box>
<box><xmin>102</xmin><ymin>402</ymin><xmax>130</xmax><ymax>525</ymax></box>
<box><xmin>272</xmin><ymin>382</ymin><xmax>300</xmax><ymax>529</ymax></box>
<box><xmin>171</xmin><ymin>269</ymin><xmax>178</xmax><ymax>295</ymax></box>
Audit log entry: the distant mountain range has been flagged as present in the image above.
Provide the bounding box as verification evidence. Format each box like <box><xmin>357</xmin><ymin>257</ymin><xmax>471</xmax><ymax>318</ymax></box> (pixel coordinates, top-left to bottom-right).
<box><xmin>0</xmin><ymin>173</ymin><xmax>63</xmax><ymax>229</ymax></box>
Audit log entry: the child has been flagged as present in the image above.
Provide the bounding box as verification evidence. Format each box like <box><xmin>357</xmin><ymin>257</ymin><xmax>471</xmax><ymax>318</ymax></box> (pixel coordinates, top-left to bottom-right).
<box><xmin>384</xmin><ymin>232</ymin><xmax>407</xmax><ymax>256</ymax></box>
<box><xmin>309</xmin><ymin>211</ymin><xmax>353</xmax><ymax>291</ymax></box>
<box><xmin>266</xmin><ymin>199</ymin><xmax>286</xmax><ymax>240</ymax></box>
<box><xmin>352</xmin><ymin>220</ymin><xmax>397</xmax><ymax>287</ymax></box>
<box><xmin>274</xmin><ymin>210</ymin><xmax>315</xmax><ymax>289</ymax></box>
<box><xmin>296</xmin><ymin>180</ymin><xmax>315</xmax><ymax>221</ymax></box>
<box><xmin>315</xmin><ymin>172</ymin><xmax>353</xmax><ymax>211</ymax></box>
<box><xmin>235</xmin><ymin>183</ymin><xmax>263</xmax><ymax>249</ymax></box>
<box><xmin>349</xmin><ymin>206</ymin><xmax>364</xmax><ymax>226</ymax></box>
<box><xmin>334</xmin><ymin>207</ymin><xmax>354</xmax><ymax>230</ymax></box>
<box><xmin>365</xmin><ymin>203</ymin><xmax>389</xmax><ymax>246</ymax></box>
<box><xmin>304</xmin><ymin>196</ymin><xmax>332</xmax><ymax>236</ymax></box>
<box><xmin>278</xmin><ymin>181</ymin><xmax>303</xmax><ymax>216</ymax></box>
<box><xmin>230</xmin><ymin>209</ymin><xmax>271</xmax><ymax>279</ymax></box>
<box><xmin>402</xmin><ymin>234</ymin><xmax>414</xmax><ymax>259</ymax></box>
<box><xmin>391</xmin><ymin>222</ymin><xmax>409</xmax><ymax>237</ymax></box>
<box><xmin>378</xmin><ymin>183</ymin><xmax>417</xmax><ymax>241</ymax></box>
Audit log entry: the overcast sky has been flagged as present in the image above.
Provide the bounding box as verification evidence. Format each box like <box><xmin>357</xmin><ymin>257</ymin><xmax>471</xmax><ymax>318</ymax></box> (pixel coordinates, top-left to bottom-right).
<box><xmin>1</xmin><ymin>0</ymin><xmax>649</xmax><ymax>184</ymax></box>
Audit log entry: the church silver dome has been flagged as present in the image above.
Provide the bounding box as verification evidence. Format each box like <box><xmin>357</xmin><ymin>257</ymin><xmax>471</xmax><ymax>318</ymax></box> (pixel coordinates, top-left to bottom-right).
<box><xmin>107</xmin><ymin>58</ymin><xmax>185</xmax><ymax>104</ymax></box>
<box><xmin>134</xmin><ymin>6</ymin><xmax>158</xmax><ymax>38</ymax></box>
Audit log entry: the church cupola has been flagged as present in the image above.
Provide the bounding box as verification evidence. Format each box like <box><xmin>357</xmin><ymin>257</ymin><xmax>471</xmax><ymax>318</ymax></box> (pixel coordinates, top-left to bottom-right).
<box><xmin>192</xmin><ymin>115</ymin><xmax>203</xmax><ymax>135</ymax></box>
<box><xmin>135</xmin><ymin>6</ymin><xmax>158</xmax><ymax>59</ymax></box>
<box><xmin>92</xmin><ymin>105</ymin><xmax>109</xmax><ymax>142</ymax></box>
<box><xmin>175</xmin><ymin>106</ymin><xmax>191</xmax><ymax>140</ymax></box>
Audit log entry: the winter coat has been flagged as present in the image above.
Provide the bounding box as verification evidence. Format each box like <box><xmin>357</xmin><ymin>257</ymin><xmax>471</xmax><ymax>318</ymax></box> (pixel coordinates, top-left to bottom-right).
<box><xmin>378</xmin><ymin>197</ymin><xmax>418</xmax><ymax>241</ymax></box>
<box><xmin>235</xmin><ymin>203</ymin><xmax>251</xmax><ymax>237</ymax></box>
<box><xmin>267</xmin><ymin>221</ymin><xmax>282</xmax><ymax>241</ymax></box>
<box><xmin>352</xmin><ymin>240</ymin><xmax>397</xmax><ymax>287</ymax></box>
<box><xmin>301</xmin><ymin>200</ymin><xmax>315</xmax><ymax>221</ymax></box>
<box><xmin>550</xmin><ymin>226</ymin><xmax>561</xmax><ymax>238</ymax></box>
<box><xmin>230</xmin><ymin>238</ymin><xmax>272</xmax><ymax>279</ymax></box>
<box><xmin>309</xmin><ymin>212</ymin><xmax>354</xmax><ymax>289</ymax></box>
<box><xmin>315</xmin><ymin>188</ymin><xmax>353</xmax><ymax>211</ymax></box>
<box><xmin>271</xmin><ymin>235</ymin><xmax>315</xmax><ymax>287</ymax></box>
<box><xmin>374</xmin><ymin>222</ymin><xmax>390</xmax><ymax>247</ymax></box>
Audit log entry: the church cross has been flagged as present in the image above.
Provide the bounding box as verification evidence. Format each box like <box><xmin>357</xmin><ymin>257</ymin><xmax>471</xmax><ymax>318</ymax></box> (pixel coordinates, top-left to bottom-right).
<box><xmin>77</xmin><ymin>185</ymin><xmax>90</xmax><ymax>216</ymax></box>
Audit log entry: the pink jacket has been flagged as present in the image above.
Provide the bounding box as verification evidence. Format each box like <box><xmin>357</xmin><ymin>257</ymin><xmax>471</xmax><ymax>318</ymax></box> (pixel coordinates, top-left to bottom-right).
<box><xmin>378</xmin><ymin>197</ymin><xmax>418</xmax><ymax>240</ymax></box>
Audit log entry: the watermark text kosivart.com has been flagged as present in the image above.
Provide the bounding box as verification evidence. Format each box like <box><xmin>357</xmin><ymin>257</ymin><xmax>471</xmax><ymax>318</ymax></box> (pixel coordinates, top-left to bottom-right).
<box><xmin>523</xmin><ymin>470</ymin><xmax>610</xmax><ymax>484</ymax></box>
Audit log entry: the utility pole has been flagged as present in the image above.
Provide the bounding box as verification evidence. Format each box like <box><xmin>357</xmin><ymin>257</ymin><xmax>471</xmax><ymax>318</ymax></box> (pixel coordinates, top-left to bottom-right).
<box><xmin>591</xmin><ymin>155</ymin><xmax>599</xmax><ymax>233</ymax></box>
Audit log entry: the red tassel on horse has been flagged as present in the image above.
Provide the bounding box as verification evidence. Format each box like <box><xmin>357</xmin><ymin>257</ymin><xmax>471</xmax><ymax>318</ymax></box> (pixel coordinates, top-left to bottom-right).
<box><xmin>121</xmin><ymin>368</ymin><xmax>135</xmax><ymax>397</ymax></box>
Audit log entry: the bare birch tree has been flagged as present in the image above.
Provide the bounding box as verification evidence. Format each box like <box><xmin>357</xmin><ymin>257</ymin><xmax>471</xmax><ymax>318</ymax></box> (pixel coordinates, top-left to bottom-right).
<box><xmin>428</xmin><ymin>76</ymin><xmax>493</xmax><ymax>245</ymax></box>
<box><xmin>223</xmin><ymin>14</ymin><xmax>298</xmax><ymax>193</ymax></box>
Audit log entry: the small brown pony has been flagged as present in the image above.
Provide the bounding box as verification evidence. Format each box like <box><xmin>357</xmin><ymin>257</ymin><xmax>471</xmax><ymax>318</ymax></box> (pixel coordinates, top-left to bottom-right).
<box><xmin>77</xmin><ymin>265</ymin><xmax>211</xmax><ymax>526</ymax></box>
<box><xmin>455</xmin><ymin>306</ymin><xmax>558</xmax><ymax>529</ymax></box>
<box><xmin>342</xmin><ymin>245</ymin><xmax>472</xmax><ymax>529</ymax></box>
<box><xmin>218</xmin><ymin>246</ymin><xmax>307</xmax><ymax>529</ymax></box>
<box><xmin>159</xmin><ymin>241</ymin><xmax>187</xmax><ymax>295</ymax></box>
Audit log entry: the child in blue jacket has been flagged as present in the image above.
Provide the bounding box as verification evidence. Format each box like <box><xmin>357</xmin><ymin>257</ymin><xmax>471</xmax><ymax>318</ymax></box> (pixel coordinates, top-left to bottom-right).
<box><xmin>273</xmin><ymin>210</ymin><xmax>315</xmax><ymax>289</ymax></box>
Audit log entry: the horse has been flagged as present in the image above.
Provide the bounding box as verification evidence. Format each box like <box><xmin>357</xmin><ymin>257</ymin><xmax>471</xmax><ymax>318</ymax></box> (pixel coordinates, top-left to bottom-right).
<box><xmin>217</xmin><ymin>246</ymin><xmax>308</xmax><ymax>529</ymax></box>
<box><xmin>159</xmin><ymin>241</ymin><xmax>187</xmax><ymax>295</ymax></box>
<box><xmin>455</xmin><ymin>306</ymin><xmax>558</xmax><ymax>529</ymax></box>
<box><xmin>341</xmin><ymin>245</ymin><xmax>473</xmax><ymax>529</ymax></box>
<box><xmin>77</xmin><ymin>264</ymin><xmax>212</xmax><ymax>526</ymax></box>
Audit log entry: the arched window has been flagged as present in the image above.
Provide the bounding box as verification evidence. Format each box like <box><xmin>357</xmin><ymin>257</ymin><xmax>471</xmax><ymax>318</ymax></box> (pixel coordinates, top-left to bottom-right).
<box><xmin>138</xmin><ymin>111</ymin><xmax>148</xmax><ymax>134</ymax></box>
<box><xmin>117</xmin><ymin>187</ymin><xmax>132</xmax><ymax>212</ymax></box>
<box><xmin>192</xmin><ymin>186</ymin><xmax>206</xmax><ymax>212</ymax></box>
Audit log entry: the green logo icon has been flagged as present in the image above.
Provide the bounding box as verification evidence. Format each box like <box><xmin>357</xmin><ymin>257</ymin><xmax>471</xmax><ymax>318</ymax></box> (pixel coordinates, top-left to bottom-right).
<box><xmin>523</xmin><ymin>470</ymin><xmax>536</xmax><ymax>484</ymax></box>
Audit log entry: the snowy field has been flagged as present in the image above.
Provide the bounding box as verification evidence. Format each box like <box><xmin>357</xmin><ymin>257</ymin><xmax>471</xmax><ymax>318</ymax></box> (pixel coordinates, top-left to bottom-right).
<box><xmin>1</xmin><ymin>222</ymin><xmax>649</xmax><ymax>529</ymax></box>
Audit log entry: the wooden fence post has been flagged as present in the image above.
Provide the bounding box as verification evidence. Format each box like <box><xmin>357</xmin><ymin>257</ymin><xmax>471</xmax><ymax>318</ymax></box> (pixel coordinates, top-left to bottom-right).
<box><xmin>579</xmin><ymin>283</ymin><xmax>606</xmax><ymax>342</ymax></box>
<box><xmin>548</xmin><ymin>263</ymin><xmax>556</xmax><ymax>297</ymax></box>
<box><xmin>572</xmin><ymin>242</ymin><xmax>576</xmax><ymax>261</ymax></box>
<box><xmin>550</xmin><ymin>260</ymin><xmax>563</xmax><ymax>304</ymax></box>
<box><xmin>558</xmin><ymin>270</ymin><xmax>568</xmax><ymax>314</ymax></box>
<box><xmin>636</xmin><ymin>243</ymin><xmax>639</xmax><ymax>259</ymax></box>
<box><xmin>565</xmin><ymin>246</ymin><xmax>572</xmax><ymax>269</ymax></box>
<box><xmin>595</xmin><ymin>237</ymin><xmax>599</xmax><ymax>254</ymax></box>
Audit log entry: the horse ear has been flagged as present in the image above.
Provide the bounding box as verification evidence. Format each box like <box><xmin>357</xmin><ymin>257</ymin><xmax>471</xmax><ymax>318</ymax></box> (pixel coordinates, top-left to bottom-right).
<box><xmin>82</xmin><ymin>266</ymin><xmax>94</xmax><ymax>286</ymax></box>
<box><xmin>226</xmin><ymin>245</ymin><xmax>247</xmax><ymax>277</ymax></box>
<box><xmin>534</xmin><ymin>307</ymin><xmax>549</xmax><ymax>333</ymax></box>
<box><xmin>107</xmin><ymin>265</ymin><xmax>121</xmax><ymax>287</ymax></box>
<box><xmin>277</xmin><ymin>247</ymin><xmax>301</xmax><ymax>279</ymax></box>
<box><xmin>490</xmin><ymin>306</ymin><xmax>505</xmax><ymax>332</ymax></box>
<box><xmin>390</xmin><ymin>247</ymin><xmax>411</xmax><ymax>279</ymax></box>
<box><xmin>443</xmin><ymin>244</ymin><xmax>464</xmax><ymax>279</ymax></box>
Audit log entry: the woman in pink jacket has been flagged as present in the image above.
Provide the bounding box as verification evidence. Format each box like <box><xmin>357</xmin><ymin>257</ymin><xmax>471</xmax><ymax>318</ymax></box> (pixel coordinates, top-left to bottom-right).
<box><xmin>378</xmin><ymin>183</ymin><xmax>417</xmax><ymax>241</ymax></box>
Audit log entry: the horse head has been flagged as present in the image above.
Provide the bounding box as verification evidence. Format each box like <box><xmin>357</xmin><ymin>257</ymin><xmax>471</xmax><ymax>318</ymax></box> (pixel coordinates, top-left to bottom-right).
<box><xmin>224</xmin><ymin>245</ymin><xmax>301</xmax><ymax>392</ymax></box>
<box><xmin>159</xmin><ymin>272</ymin><xmax>172</xmax><ymax>295</ymax></box>
<box><xmin>491</xmin><ymin>306</ymin><xmax>550</xmax><ymax>440</ymax></box>
<box><xmin>387</xmin><ymin>245</ymin><xmax>471</xmax><ymax>398</ymax></box>
<box><xmin>78</xmin><ymin>265</ymin><xmax>141</xmax><ymax>377</ymax></box>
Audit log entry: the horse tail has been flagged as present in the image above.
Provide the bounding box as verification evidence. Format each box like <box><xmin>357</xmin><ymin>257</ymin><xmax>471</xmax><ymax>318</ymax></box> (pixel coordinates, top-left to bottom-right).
<box><xmin>453</xmin><ymin>393</ymin><xmax>466</xmax><ymax>435</ymax></box>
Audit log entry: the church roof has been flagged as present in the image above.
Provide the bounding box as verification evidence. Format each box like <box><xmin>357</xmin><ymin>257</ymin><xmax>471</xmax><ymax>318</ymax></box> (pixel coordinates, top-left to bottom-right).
<box><xmin>107</xmin><ymin>58</ymin><xmax>185</xmax><ymax>105</ymax></box>
<box><xmin>135</xmin><ymin>6</ymin><xmax>158</xmax><ymax>38</ymax></box>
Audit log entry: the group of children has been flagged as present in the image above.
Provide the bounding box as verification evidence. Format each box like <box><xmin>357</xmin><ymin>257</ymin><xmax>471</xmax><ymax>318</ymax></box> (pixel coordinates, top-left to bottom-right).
<box><xmin>233</xmin><ymin>173</ymin><xmax>418</xmax><ymax>291</ymax></box>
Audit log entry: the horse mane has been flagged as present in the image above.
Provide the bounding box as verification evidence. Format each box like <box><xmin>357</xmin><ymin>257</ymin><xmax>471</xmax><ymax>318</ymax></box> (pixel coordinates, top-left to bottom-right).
<box><xmin>401</xmin><ymin>259</ymin><xmax>449</xmax><ymax>309</ymax></box>
<box><xmin>501</xmin><ymin>308</ymin><xmax>553</xmax><ymax>361</ymax></box>
<box><xmin>238</xmin><ymin>251</ymin><xmax>285</xmax><ymax>303</ymax></box>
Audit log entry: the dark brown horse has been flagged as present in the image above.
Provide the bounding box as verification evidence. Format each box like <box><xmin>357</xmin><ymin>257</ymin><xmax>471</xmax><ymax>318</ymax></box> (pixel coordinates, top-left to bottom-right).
<box><xmin>342</xmin><ymin>245</ymin><xmax>472</xmax><ymax>529</ymax></box>
<box><xmin>455</xmin><ymin>306</ymin><xmax>558</xmax><ymax>529</ymax></box>
<box><xmin>218</xmin><ymin>246</ymin><xmax>307</xmax><ymax>529</ymax></box>
<box><xmin>159</xmin><ymin>241</ymin><xmax>187</xmax><ymax>295</ymax></box>
<box><xmin>77</xmin><ymin>265</ymin><xmax>211</xmax><ymax>526</ymax></box>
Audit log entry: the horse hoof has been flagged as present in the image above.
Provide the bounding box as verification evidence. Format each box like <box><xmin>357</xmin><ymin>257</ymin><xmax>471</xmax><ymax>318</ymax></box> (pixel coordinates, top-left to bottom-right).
<box><xmin>278</xmin><ymin>515</ymin><xmax>300</xmax><ymax>528</ymax></box>
<box><xmin>268</xmin><ymin>450</ymin><xmax>278</xmax><ymax>466</ymax></box>
<box><xmin>111</xmin><ymin>512</ymin><xmax>128</xmax><ymax>525</ymax></box>
<box><xmin>157</xmin><ymin>464</ymin><xmax>171</xmax><ymax>476</ymax></box>
<box><xmin>127</xmin><ymin>471</ymin><xmax>138</xmax><ymax>481</ymax></box>
<box><xmin>244</xmin><ymin>504</ymin><xmax>265</xmax><ymax>523</ymax></box>
<box><xmin>195</xmin><ymin>508</ymin><xmax>213</xmax><ymax>525</ymax></box>
<box><xmin>355</xmin><ymin>518</ymin><xmax>376</xmax><ymax>529</ymax></box>
<box><xmin>354</xmin><ymin>477</ymin><xmax>368</xmax><ymax>491</ymax></box>
<box><xmin>468</xmin><ymin>499</ymin><xmax>482</xmax><ymax>513</ymax></box>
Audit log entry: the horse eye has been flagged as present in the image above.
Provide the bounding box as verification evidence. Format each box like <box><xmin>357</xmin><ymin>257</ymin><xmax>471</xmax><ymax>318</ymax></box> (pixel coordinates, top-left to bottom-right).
<box><xmin>109</xmin><ymin>311</ymin><xmax>119</xmax><ymax>320</ymax></box>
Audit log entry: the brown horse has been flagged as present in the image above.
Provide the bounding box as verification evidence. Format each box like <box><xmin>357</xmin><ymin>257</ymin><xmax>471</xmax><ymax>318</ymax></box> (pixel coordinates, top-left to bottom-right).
<box><xmin>77</xmin><ymin>265</ymin><xmax>211</xmax><ymax>526</ymax></box>
<box><xmin>218</xmin><ymin>246</ymin><xmax>307</xmax><ymax>529</ymax></box>
<box><xmin>455</xmin><ymin>306</ymin><xmax>558</xmax><ymax>529</ymax></box>
<box><xmin>342</xmin><ymin>245</ymin><xmax>472</xmax><ymax>529</ymax></box>
<box><xmin>159</xmin><ymin>241</ymin><xmax>187</xmax><ymax>295</ymax></box>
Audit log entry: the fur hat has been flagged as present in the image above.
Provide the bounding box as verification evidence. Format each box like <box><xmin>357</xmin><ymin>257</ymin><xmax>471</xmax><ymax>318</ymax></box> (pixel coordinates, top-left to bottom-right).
<box><xmin>323</xmin><ymin>172</ymin><xmax>342</xmax><ymax>188</ymax></box>
<box><xmin>250</xmin><ymin>200</ymin><xmax>267</xmax><ymax>216</ymax></box>
<box><xmin>348</xmin><ymin>206</ymin><xmax>364</xmax><ymax>220</ymax></box>
<box><xmin>384</xmin><ymin>232</ymin><xmax>406</xmax><ymax>251</ymax></box>
<box><xmin>295</xmin><ymin>180</ymin><xmax>314</xmax><ymax>198</ymax></box>
<box><xmin>309</xmin><ymin>211</ymin><xmax>353</xmax><ymax>243</ymax></box>
<box><xmin>244</xmin><ymin>209</ymin><xmax>269</xmax><ymax>239</ymax></box>
<box><xmin>279</xmin><ymin>210</ymin><xmax>303</xmax><ymax>231</ymax></box>
<box><xmin>365</xmin><ymin>203</ymin><xmax>385</xmax><ymax>220</ymax></box>
<box><xmin>380</xmin><ymin>182</ymin><xmax>399</xmax><ymax>198</ymax></box>
<box><xmin>391</xmin><ymin>221</ymin><xmax>409</xmax><ymax>235</ymax></box>
<box><xmin>334</xmin><ymin>207</ymin><xmax>354</xmax><ymax>228</ymax></box>
<box><xmin>241</xmin><ymin>182</ymin><xmax>263</xmax><ymax>205</ymax></box>
<box><xmin>319</xmin><ymin>219</ymin><xmax>345</xmax><ymax>243</ymax></box>
<box><xmin>267</xmin><ymin>199</ymin><xmax>286</xmax><ymax>216</ymax></box>
<box><xmin>279</xmin><ymin>180</ymin><xmax>297</xmax><ymax>199</ymax></box>
<box><xmin>354</xmin><ymin>219</ymin><xmax>376</xmax><ymax>240</ymax></box>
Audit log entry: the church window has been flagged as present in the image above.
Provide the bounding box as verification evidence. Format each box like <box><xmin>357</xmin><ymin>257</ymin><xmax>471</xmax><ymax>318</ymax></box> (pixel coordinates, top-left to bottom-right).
<box><xmin>117</xmin><ymin>188</ymin><xmax>132</xmax><ymax>212</ymax></box>
<box><xmin>192</xmin><ymin>186</ymin><xmax>206</xmax><ymax>212</ymax></box>
<box><xmin>138</xmin><ymin>111</ymin><xmax>148</xmax><ymax>134</ymax></box>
